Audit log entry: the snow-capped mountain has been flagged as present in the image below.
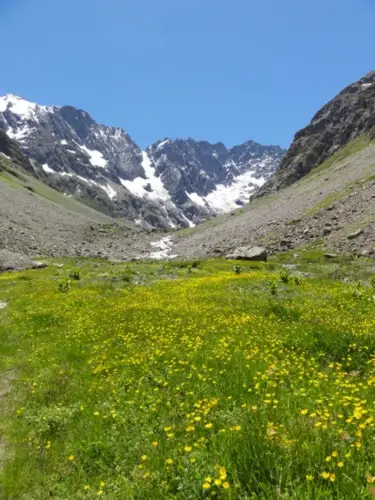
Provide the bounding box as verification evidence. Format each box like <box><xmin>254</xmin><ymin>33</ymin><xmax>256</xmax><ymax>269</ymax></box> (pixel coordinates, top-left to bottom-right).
<box><xmin>0</xmin><ymin>94</ymin><xmax>285</xmax><ymax>228</ymax></box>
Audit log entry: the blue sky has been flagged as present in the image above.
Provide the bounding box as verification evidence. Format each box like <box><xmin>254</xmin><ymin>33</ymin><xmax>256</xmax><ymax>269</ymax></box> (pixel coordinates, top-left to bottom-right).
<box><xmin>0</xmin><ymin>0</ymin><xmax>374</xmax><ymax>149</ymax></box>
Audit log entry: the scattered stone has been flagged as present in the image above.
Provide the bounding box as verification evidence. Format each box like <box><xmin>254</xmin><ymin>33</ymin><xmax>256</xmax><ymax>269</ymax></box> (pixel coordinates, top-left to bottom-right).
<box><xmin>324</xmin><ymin>253</ymin><xmax>338</xmax><ymax>259</ymax></box>
<box><xmin>32</xmin><ymin>261</ymin><xmax>48</xmax><ymax>269</ymax></box>
<box><xmin>226</xmin><ymin>246</ymin><xmax>267</xmax><ymax>262</ymax></box>
<box><xmin>0</xmin><ymin>302</ymin><xmax>7</xmax><ymax>310</ymax></box>
<box><xmin>360</xmin><ymin>250</ymin><xmax>370</xmax><ymax>258</ymax></box>
<box><xmin>347</xmin><ymin>228</ymin><xmax>364</xmax><ymax>240</ymax></box>
<box><xmin>323</xmin><ymin>227</ymin><xmax>332</xmax><ymax>235</ymax></box>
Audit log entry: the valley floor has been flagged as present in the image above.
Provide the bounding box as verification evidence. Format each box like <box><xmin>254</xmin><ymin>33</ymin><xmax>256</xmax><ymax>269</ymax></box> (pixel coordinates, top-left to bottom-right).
<box><xmin>1</xmin><ymin>254</ymin><xmax>375</xmax><ymax>499</ymax></box>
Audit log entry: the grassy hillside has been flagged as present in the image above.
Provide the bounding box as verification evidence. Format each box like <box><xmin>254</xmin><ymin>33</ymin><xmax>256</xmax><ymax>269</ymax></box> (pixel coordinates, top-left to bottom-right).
<box><xmin>2</xmin><ymin>256</ymin><xmax>375</xmax><ymax>498</ymax></box>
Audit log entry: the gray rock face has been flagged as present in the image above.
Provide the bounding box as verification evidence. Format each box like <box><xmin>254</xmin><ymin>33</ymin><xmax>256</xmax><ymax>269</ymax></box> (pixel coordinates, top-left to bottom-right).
<box><xmin>226</xmin><ymin>246</ymin><xmax>267</xmax><ymax>261</ymax></box>
<box><xmin>259</xmin><ymin>71</ymin><xmax>375</xmax><ymax>195</ymax></box>
<box><xmin>148</xmin><ymin>139</ymin><xmax>284</xmax><ymax>210</ymax></box>
<box><xmin>0</xmin><ymin>250</ymin><xmax>47</xmax><ymax>272</ymax></box>
<box><xmin>0</xmin><ymin>95</ymin><xmax>285</xmax><ymax>228</ymax></box>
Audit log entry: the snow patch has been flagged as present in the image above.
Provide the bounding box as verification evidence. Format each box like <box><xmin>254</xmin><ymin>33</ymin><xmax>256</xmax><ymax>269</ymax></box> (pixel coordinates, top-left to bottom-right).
<box><xmin>0</xmin><ymin>94</ymin><xmax>53</xmax><ymax>118</ymax></box>
<box><xmin>149</xmin><ymin>236</ymin><xmax>176</xmax><ymax>260</ymax></box>
<box><xmin>187</xmin><ymin>169</ymin><xmax>266</xmax><ymax>214</ymax></box>
<box><xmin>60</xmin><ymin>172</ymin><xmax>116</xmax><ymax>199</ymax></box>
<box><xmin>186</xmin><ymin>191</ymin><xmax>207</xmax><ymax>208</ymax></box>
<box><xmin>7</xmin><ymin>125</ymin><xmax>32</xmax><ymax>141</ymax></box>
<box><xmin>157</xmin><ymin>139</ymin><xmax>170</xmax><ymax>149</ymax></box>
<box><xmin>60</xmin><ymin>140</ymin><xmax>68</xmax><ymax>145</ymax></box>
<box><xmin>101</xmin><ymin>183</ymin><xmax>117</xmax><ymax>199</ymax></box>
<box><xmin>79</xmin><ymin>145</ymin><xmax>107</xmax><ymax>168</ymax></box>
<box><xmin>120</xmin><ymin>151</ymin><xmax>172</xmax><ymax>203</ymax></box>
<box><xmin>362</xmin><ymin>83</ymin><xmax>373</xmax><ymax>89</ymax></box>
<box><xmin>180</xmin><ymin>212</ymin><xmax>195</xmax><ymax>228</ymax></box>
<box><xmin>42</xmin><ymin>163</ymin><xmax>55</xmax><ymax>174</ymax></box>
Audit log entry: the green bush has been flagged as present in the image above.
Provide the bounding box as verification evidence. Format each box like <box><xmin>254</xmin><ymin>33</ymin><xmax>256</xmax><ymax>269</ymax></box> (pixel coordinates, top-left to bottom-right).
<box><xmin>58</xmin><ymin>278</ymin><xmax>71</xmax><ymax>293</ymax></box>
<box><xmin>279</xmin><ymin>269</ymin><xmax>289</xmax><ymax>283</ymax></box>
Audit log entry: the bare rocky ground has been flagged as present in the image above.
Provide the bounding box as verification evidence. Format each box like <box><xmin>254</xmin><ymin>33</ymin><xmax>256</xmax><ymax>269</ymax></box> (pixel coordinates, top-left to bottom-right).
<box><xmin>0</xmin><ymin>180</ymin><xmax>160</xmax><ymax>260</ymax></box>
<box><xmin>1</xmin><ymin>141</ymin><xmax>375</xmax><ymax>262</ymax></box>
<box><xmin>173</xmin><ymin>143</ymin><xmax>375</xmax><ymax>259</ymax></box>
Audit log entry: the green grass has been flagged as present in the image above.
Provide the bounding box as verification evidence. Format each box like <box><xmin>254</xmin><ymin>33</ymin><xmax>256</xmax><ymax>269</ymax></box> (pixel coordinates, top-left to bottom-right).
<box><xmin>2</xmin><ymin>257</ymin><xmax>375</xmax><ymax>498</ymax></box>
<box><xmin>303</xmin><ymin>135</ymin><xmax>375</xmax><ymax>182</ymax></box>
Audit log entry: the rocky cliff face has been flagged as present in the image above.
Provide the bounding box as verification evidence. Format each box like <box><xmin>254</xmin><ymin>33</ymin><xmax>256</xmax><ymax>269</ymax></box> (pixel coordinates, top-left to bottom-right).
<box><xmin>259</xmin><ymin>71</ymin><xmax>375</xmax><ymax>196</ymax></box>
<box><xmin>0</xmin><ymin>94</ymin><xmax>285</xmax><ymax>227</ymax></box>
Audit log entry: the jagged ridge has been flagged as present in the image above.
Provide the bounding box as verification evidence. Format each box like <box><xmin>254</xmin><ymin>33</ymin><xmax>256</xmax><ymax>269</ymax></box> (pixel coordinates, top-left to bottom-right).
<box><xmin>258</xmin><ymin>71</ymin><xmax>375</xmax><ymax>196</ymax></box>
<box><xmin>0</xmin><ymin>94</ymin><xmax>285</xmax><ymax>228</ymax></box>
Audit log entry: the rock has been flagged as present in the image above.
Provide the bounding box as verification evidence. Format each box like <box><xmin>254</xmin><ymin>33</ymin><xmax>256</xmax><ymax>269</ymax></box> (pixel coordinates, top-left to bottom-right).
<box><xmin>226</xmin><ymin>246</ymin><xmax>267</xmax><ymax>262</ymax></box>
<box><xmin>0</xmin><ymin>250</ymin><xmax>48</xmax><ymax>272</ymax></box>
<box><xmin>323</xmin><ymin>227</ymin><xmax>332</xmax><ymax>235</ymax></box>
<box><xmin>360</xmin><ymin>249</ymin><xmax>371</xmax><ymax>257</ymax></box>
<box><xmin>347</xmin><ymin>228</ymin><xmax>364</xmax><ymax>240</ymax></box>
<box><xmin>324</xmin><ymin>253</ymin><xmax>338</xmax><ymax>259</ymax></box>
<box><xmin>0</xmin><ymin>301</ymin><xmax>8</xmax><ymax>310</ymax></box>
<box><xmin>32</xmin><ymin>261</ymin><xmax>48</xmax><ymax>269</ymax></box>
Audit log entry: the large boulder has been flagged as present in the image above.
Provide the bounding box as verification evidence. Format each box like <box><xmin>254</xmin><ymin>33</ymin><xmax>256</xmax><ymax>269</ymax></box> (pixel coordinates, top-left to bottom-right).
<box><xmin>226</xmin><ymin>246</ymin><xmax>267</xmax><ymax>262</ymax></box>
<box><xmin>0</xmin><ymin>250</ymin><xmax>47</xmax><ymax>272</ymax></box>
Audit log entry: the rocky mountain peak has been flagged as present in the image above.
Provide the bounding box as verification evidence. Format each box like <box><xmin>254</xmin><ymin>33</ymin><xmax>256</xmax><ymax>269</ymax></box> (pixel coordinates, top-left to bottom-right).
<box><xmin>0</xmin><ymin>94</ymin><xmax>285</xmax><ymax>228</ymax></box>
<box><xmin>259</xmin><ymin>70</ymin><xmax>375</xmax><ymax>196</ymax></box>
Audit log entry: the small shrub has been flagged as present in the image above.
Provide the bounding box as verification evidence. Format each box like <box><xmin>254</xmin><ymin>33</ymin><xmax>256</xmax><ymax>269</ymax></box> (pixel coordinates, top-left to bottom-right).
<box><xmin>269</xmin><ymin>280</ymin><xmax>277</xmax><ymax>295</ymax></box>
<box><xmin>69</xmin><ymin>269</ymin><xmax>81</xmax><ymax>281</ymax></box>
<box><xmin>279</xmin><ymin>269</ymin><xmax>289</xmax><ymax>283</ymax></box>
<box><xmin>123</xmin><ymin>270</ymin><xmax>133</xmax><ymax>283</ymax></box>
<box><xmin>293</xmin><ymin>275</ymin><xmax>303</xmax><ymax>285</ymax></box>
<box><xmin>58</xmin><ymin>278</ymin><xmax>71</xmax><ymax>293</ymax></box>
<box><xmin>234</xmin><ymin>265</ymin><xmax>242</xmax><ymax>275</ymax></box>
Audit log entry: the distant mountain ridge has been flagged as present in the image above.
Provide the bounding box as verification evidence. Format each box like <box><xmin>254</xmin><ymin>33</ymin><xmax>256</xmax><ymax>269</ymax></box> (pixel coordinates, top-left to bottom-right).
<box><xmin>0</xmin><ymin>94</ymin><xmax>285</xmax><ymax>228</ymax></box>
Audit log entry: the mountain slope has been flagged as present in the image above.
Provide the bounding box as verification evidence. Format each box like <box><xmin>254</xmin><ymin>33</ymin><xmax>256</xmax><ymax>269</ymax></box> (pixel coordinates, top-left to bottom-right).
<box><xmin>172</xmin><ymin>137</ymin><xmax>375</xmax><ymax>260</ymax></box>
<box><xmin>170</xmin><ymin>70</ymin><xmax>375</xmax><ymax>260</ymax></box>
<box><xmin>0</xmin><ymin>131</ymin><xmax>155</xmax><ymax>259</ymax></box>
<box><xmin>258</xmin><ymin>71</ymin><xmax>375</xmax><ymax>196</ymax></box>
<box><xmin>0</xmin><ymin>94</ymin><xmax>285</xmax><ymax>228</ymax></box>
